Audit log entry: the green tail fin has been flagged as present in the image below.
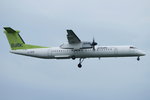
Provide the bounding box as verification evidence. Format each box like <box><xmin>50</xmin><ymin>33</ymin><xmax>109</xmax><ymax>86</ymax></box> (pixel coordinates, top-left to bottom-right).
<box><xmin>4</xmin><ymin>27</ymin><xmax>47</xmax><ymax>50</ymax></box>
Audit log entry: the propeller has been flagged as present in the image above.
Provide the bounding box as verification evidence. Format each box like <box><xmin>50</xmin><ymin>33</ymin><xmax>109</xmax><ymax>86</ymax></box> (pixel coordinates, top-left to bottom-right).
<box><xmin>91</xmin><ymin>38</ymin><xmax>98</xmax><ymax>50</ymax></box>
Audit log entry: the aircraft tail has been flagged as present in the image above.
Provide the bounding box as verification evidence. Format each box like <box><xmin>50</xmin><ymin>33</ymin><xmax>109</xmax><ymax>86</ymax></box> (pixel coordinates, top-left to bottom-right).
<box><xmin>4</xmin><ymin>27</ymin><xmax>47</xmax><ymax>50</ymax></box>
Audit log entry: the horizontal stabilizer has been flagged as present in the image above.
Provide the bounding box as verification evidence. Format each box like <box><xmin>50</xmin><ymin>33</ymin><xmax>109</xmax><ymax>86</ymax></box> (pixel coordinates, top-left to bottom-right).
<box><xmin>4</xmin><ymin>27</ymin><xmax>16</xmax><ymax>33</ymax></box>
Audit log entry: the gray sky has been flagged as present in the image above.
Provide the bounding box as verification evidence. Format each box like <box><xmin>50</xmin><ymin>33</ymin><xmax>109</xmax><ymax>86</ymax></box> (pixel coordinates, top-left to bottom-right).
<box><xmin>0</xmin><ymin>0</ymin><xmax>150</xmax><ymax>100</ymax></box>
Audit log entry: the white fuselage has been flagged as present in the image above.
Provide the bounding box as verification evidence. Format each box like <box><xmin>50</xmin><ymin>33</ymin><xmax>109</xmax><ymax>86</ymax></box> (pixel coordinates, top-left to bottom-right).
<box><xmin>10</xmin><ymin>46</ymin><xmax>145</xmax><ymax>59</ymax></box>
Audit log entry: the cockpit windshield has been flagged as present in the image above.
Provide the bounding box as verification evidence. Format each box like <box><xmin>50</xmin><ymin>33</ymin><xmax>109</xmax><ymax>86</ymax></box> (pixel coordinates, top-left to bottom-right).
<box><xmin>130</xmin><ymin>46</ymin><xmax>137</xmax><ymax>49</ymax></box>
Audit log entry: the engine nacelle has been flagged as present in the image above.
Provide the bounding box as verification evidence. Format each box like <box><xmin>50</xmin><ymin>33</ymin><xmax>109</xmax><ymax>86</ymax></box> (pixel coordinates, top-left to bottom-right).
<box><xmin>60</xmin><ymin>42</ymin><xmax>92</xmax><ymax>50</ymax></box>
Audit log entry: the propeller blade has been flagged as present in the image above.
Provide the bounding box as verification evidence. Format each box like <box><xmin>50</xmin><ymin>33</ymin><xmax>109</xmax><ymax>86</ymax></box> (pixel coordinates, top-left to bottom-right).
<box><xmin>91</xmin><ymin>37</ymin><xmax>97</xmax><ymax>51</ymax></box>
<box><xmin>93</xmin><ymin>45</ymin><xmax>95</xmax><ymax>50</ymax></box>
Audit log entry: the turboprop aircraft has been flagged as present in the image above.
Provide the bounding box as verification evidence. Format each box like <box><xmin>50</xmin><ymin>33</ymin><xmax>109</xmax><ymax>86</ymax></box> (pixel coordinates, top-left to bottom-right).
<box><xmin>3</xmin><ymin>27</ymin><xmax>145</xmax><ymax>68</ymax></box>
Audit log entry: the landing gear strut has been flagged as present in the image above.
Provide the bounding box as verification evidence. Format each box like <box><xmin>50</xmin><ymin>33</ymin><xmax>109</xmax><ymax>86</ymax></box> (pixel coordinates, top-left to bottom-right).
<box><xmin>78</xmin><ymin>58</ymin><xmax>84</xmax><ymax>68</ymax></box>
<box><xmin>137</xmin><ymin>56</ymin><xmax>140</xmax><ymax>61</ymax></box>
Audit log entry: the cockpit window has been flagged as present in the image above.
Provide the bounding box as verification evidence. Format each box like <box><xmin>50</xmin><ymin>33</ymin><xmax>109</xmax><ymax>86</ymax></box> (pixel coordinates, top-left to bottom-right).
<box><xmin>130</xmin><ymin>46</ymin><xmax>136</xmax><ymax>49</ymax></box>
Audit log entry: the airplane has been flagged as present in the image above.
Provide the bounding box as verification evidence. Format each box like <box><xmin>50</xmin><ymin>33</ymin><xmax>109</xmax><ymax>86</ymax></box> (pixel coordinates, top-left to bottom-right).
<box><xmin>3</xmin><ymin>27</ymin><xmax>145</xmax><ymax>68</ymax></box>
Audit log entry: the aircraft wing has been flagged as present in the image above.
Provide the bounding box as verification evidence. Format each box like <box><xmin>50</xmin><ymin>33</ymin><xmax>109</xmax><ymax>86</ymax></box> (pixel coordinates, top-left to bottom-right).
<box><xmin>67</xmin><ymin>30</ymin><xmax>81</xmax><ymax>44</ymax></box>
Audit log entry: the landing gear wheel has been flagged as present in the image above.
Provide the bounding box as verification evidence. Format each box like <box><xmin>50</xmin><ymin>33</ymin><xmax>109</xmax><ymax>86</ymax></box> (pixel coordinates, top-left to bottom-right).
<box><xmin>78</xmin><ymin>63</ymin><xmax>82</xmax><ymax>68</ymax></box>
<box><xmin>72</xmin><ymin>56</ymin><xmax>76</xmax><ymax>60</ymax></box>
<box><xmin>137</xmin><ymin>56</ymin><xmax>140</xmax><ymax>61</ymax></box>
<box><xmin>77</xmin><ymin>58</ymin><xmax>84</xmax><ymax>68</ymax></box>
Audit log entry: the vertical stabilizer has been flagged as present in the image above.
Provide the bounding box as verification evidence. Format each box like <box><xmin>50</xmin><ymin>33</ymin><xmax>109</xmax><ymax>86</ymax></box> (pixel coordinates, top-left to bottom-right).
<box><xmin>4</xmin><ymin>27</ymin><xmax>47</xmax><ymax>50</ymax></box>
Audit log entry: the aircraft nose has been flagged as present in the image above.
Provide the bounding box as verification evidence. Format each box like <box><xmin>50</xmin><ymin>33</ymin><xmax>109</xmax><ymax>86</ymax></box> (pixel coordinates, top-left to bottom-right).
<box><xmin>137</xmin><ymin>50</ymin><xmax>146</xmax><ymax>56</ymax></box>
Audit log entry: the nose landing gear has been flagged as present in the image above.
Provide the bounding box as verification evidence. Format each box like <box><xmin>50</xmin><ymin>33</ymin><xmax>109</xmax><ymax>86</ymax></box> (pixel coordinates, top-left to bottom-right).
<box><xmin>78</xmin><ymin>58</ymin><xmax>84</xmax><ymax>68</ymax></box>
<box><xmin>137</xmin><ymin>56</ymin><xmax>140</xmax><ymax>61</ymax></box>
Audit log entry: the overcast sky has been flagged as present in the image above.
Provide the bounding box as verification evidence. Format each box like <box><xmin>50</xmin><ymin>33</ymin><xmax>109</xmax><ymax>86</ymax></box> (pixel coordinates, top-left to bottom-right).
<box><xmin>0</xmin><ymin>0</ymin><xmax>150</xmax><ymax>100</ymax></box>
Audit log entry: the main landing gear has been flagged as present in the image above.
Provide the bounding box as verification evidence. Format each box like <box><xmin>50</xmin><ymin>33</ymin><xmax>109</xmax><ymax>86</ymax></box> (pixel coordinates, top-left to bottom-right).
<box><xmin>72</xmin><ymin>56</ymin><xmax>76</xmax><ymax>60</ymax></box>
<box><xmin>78</xmin><ymin>58</ymin><xmax>84</xmax><ymax>68</ymax></box>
